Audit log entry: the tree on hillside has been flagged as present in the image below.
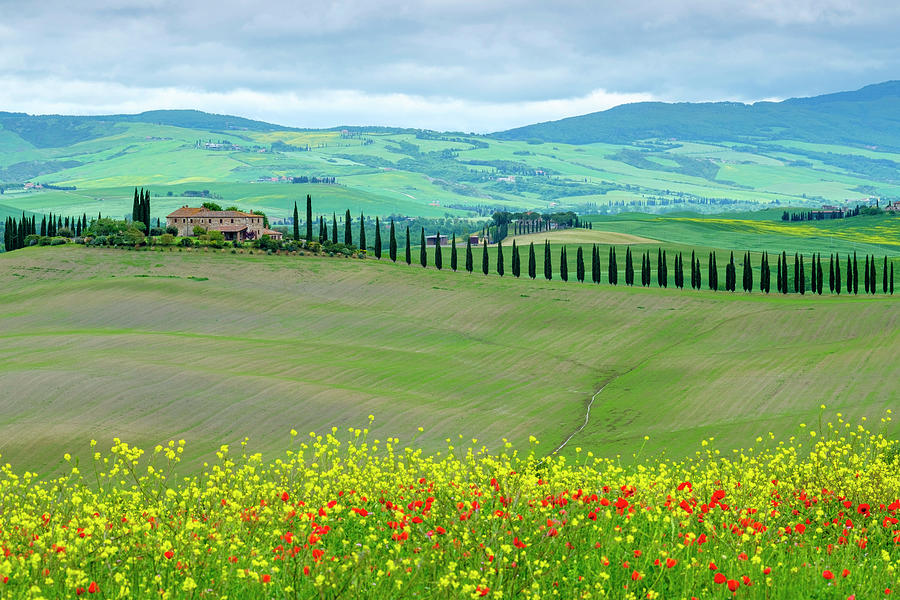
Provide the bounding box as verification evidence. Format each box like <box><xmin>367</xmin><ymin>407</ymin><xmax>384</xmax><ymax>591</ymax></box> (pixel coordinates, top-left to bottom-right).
<box><xmin>318</xmin><ymin>216</ymin><xmax>326</xmax><ymax>243</ymax></box>
<box><xmin>884</xmin><ymin>256</ymin><xmax>889</xmax><ymax>294</ymax></box>
<box><xmin>374</xmin><ymin>217</ymin><xmax>382</xmax><ymax>259</ymax></box>
<box><xmin>434</xmin><ymin>231</ymin><xmax>442</xmax><ymax>270</ymax></box>
<box><xmin>405</xmin><ymin>226</ymin><xmax>412</xmax><ymax>265</ymax></box>
<box><xmin>306</xmin><ymin>195</ymin><xmax>313</xmax><ymax>241</ymax></box>
<box><xmin>852</xmin><ymin>252</ymin><xmax>859</xmax><ymax>294</ymax></box>
<box><xmin>496</xmin><ymin>240</ymin><xmax>504</xmax><ymax>276</ymax></box>
<box><xmin>451</xmin><ymin>234</ymin><xmax>458</xmax><ymax>272</ymax></box>
<box><xmin>544</xmin><ymin>241</ymin><xmax>552</xmax><ymax>280</ymax></box>
<box><xmin>591</xmin><ymin>245</ymin><xmax>600</xmax><ymax>284</ymax></box>
<box><xmin>389</xmin><ymin>220</ymin><xmax>397</xmax><ymax>262</ymax></box>
<box><xmin>559</xmin><ymin>246</ymin><xmax>568</xmax><ymax>282</ymax></box>
<box><xmin>799</xmin><ymin>254</ymin><xmax>806</xmax><ymax>295</ymax></box>
<box><xmin>511</xmin><ymin>240</ymin><xmax>519</xmax><ymax>277</ymax></box>
<box><xmin>528</xmin><ymin>242</ymin><xmax>536</xmax><ymax>279</ymax></box>
<box><xmin>793</xmin><ymin>253</ymin><xmax>800</xmax><ymax>293</ymax></box>
<box><xmin>656</xmin><ymin>248</ymin><xmax>663</xmax><ymax>287</ymax></box>
<box><xmin>576</xmin><ymin>246</ymin><xmax>585</xmax><ymax>283</ymax></box>
<box><xmin>482</xmin><ymin>240</ymin><xmax>489</xmax><ymax>275</ymax></box>
<box><xmin>359</xmin><ymin>213</ymin><xmax>366</xmax><ymax>251</ymax></box>
<box><xmin>626</xmin><ymin>247</ymin><xmax>634</xmax><ymax>286</ymax></box>
<box><xmin>846</xmin><ymin>254</ymin><xmax>852</xmax><ymax>294</ymax></box>
<box><xmin>466</xmin><ymin>236</ymin><xmax>474</xmax><ymax>273</ymax></box>
<box><xmin>332</xmin><ymin>213</ymin><xmax>338</xmax><ymax>243</ymax></box>
<box><xmin>292</xmin><ymin>202</ymin><xmax>300</xmax><ymax>240</ymax></box>
<box><xmin>345</xmin><ymin>210</ymin><xmax>352</xmax><ymax>246</ymax></box>
<box><xmin>891</xmin><ymin>263</ymin><xmax>894</xmax><ymax>295</ymax></box>
<box><xmin>675</xmin><ymin>252</ymin><xmax>683</xmax><ymax>288</ymax></box>
<box><xmin>609</xmin><ymin>246</ymin><xmax>618</xmax><ymax>285</ymax></box>
<box><xmin>661</xmin><ymin>250</ymin><xmax>668</xmax><ymax>288</ymax></box>
<box><xmin>829</xmin><ymin>254</ymin><xmax>835</xmax><ymax>293</ymax></box>
<box><xmin>870</xmin><ymin>255</ymin><xmax>876</xmax><ymax>295</ymax></box>
<box><xmin>420</xmin><ymin>228</ymin><xmax>427</xmax><ymax>268</ymax></box>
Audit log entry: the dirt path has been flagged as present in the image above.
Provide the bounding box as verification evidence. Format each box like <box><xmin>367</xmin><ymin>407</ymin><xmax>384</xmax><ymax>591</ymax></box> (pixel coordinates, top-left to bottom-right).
<box><xmin>543</xmin><ymin>380</ymin><xmax>611</xmax><ymax>459</ymax></box>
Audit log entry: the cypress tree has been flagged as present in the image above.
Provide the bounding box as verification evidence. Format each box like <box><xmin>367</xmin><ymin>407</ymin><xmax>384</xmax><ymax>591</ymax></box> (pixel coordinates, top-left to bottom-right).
<box><xmin>657</xmin><ymin>248</ymin><xmax>663</xmax><ymax>287</ymax></box>
<box><xmin>359</xmin><ymin>213</ymin><xmax>366</xmax><ymax>251</ymax></box>
<box><xmin>143</xmin><ymin>190</ymin><xmax>151</xmax><ymax>234</ymax></box>
<box><xmin>345</xmin><ymin>210</ymin><xmax>352</xmax><ymax>246</ymax></box>
<box><xmin>609</xmin><ymin>246</ymin><xmax>617</xmax><ymax>285</ymax></box>
<box><xmin>466</xmin><ymin>237</ymin><xmax>474</xmax><ymax>273</ymax></box>
<box><xmin>817</xmin><ymin>254</ymin><xmax>824</xmax><ymax>295</ymax></box>
<box><xmin>642</xmin><ymin>253</ymin><xmax>649</xmax><ymax>286</ymax></box>
<box><xmin>292</xmin><ymin>202</ymin><xmax>300</xmax><ymax>240</ymax></box>
<box><xmin>306</xmin><ymin>195</ymin><xmax>313</xmax><ymax>241</ymax></box>
<box><xmin>332</xmin><ymin>213</ymin><xmax>338</xmax><ymax>243</ymax></box>
<box><xmin>319</xmin><ymin>216</ymin><xmax>326</xmax><ymax>242</ymax></box>
<box><xmin>884</xmin><ymin>256</ymin><xmax>889</xmax><ymax>294</ymax></box>
<box><xmin>482</xmin><ymin>241</ymin><xmax>489</xmax><ymax>275</ymax></box>
<box><xmin>511</xmin><ymin>240</ymin><xmax>519</xmax><ymax>277</ymax></box>
<box><xmin>576</xmin><ymin>246</ymin><xmax>585</xmax><ymax>282</ymax></box>
<box><xmin>611</xmin><ymin>247</ymin><xmax>618</xmax><ymax>285</ymax></box>
<box><xmin>890</xmin><ymin>263</ymin><xmax>894</xmax><ymax>295</ymax></box>
<box><xmin>434</xmin><ymin>231</ymin><xmax>442</xmax><ymax>270</ymax></box>
<box><xmin>496</xmin><ymin>240</ymin><xmax>503</xmax><ymax>276</ymax></box>
<box><xmin>676</xmin><ymin>252</ymin><xmax>684</xmax><ymax>288</ymax></box>
<box><xmin>626</xmin><ymin>247</ymin><xmax>634</xmax><ymax>286</ymax></box>
<box><xmin>322</xmin><ymin>215</ymin><xmax>329</xmax><ymax>242</ymax></box>
<box><xmin>846</xmin><ymin>255</ymin><xmax>853</xmax><ymax>294</ymax></box>
<box><xmin>829</xmin><ymin>254</ymin><xmax>835</xmax><ymax>293</ymax></box>
<box><xmin>374</xmin><ymin>217</ymin><xmax>382</xmax><ymax>259</ymax></box>
<box><xmin>420</xmin><ymin>228</ymin><xmax>427</xmax><ymax>268</ymax></box>
<box><xmin>389</xmin><ymin>220</ymin><xmax>397</xmax><ymax>262</ymax></box>
<box><xmin>40</xmin><ymin>216</ymin><xmax>46</xmax><ymax>237</ymax></box>
<box><xmin>708</xmin><ymin>252</ymin><xmax>717</xmax><ymax>291</ymax></box>
<box><xmin>662</xmin><ymin>250</ymin><xmax>668</xmax><ymax>288</ymax></box>
<box><xmin>528</xmin><ymin>242</ymin><xmax>536</xmax><ymax>279</ymax></box>
<box><xmin>559</xmin><ymin>246</ymin><xmax>568</xmax><ymax>282</ymax></box>
<box><xmin>132</xmin><ymin>188</ymin><xmax>139</xmax><ymax>223</ymax></box>
<box><xmin>451</xmin><ymin>234</ymin><xmax>458</xmax><ymax>271</ymax></box>
<box><xmin>405</xmin><ymin>226</ymin><xmax>411</xmax><ymax>265</ymax></box>
<box><xmin>690</xmin><ymin>250</ymin><xmax>696</xmax><ymax>289</ymax></box>
<box><xmin>870</xmin><ymin>255</ymin><xmax>876</xmax><ymax>295</ymax></box>
<box><xmin>794</xmin><ymin>253</ymin><xmax>800</xmax><ymax>293</ymax></box>
<box><xmin>591</xmin><ymin>245</ymin><xmax>599</xmax><ymax>283</ymax></box>
<box><xmin>544</xmin><ymin>241</ymin><xmax>552</xmax><ymax>280</ymax></box>
<box><xmin>852</xmin><ymin>252</ymin><xmax>859</xmax><ymax>294</ymax></box>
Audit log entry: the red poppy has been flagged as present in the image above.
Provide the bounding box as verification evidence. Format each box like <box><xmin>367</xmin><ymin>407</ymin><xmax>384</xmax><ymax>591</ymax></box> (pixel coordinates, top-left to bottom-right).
<box><xmin>164</xmin><ymin>550</ymin><xmax>174</xmax><ymax>559</ymax></box>
<box><xmin>631</xmin><ymin>570</ymin><xmax>642</xmax><ymax>581</ymax></box>
<box><xmin>714</xmin><ymin>573</ymin><xmax>727</xmax><ymax>584</ymax></box>
<box><xmin>858</xmin><ymin>504</ymin><xmax>871</xmax><ymax>517</ymax></box>
<box><xmin>261</xmin><ymin>574</ymin><xmax>271</xmax><ymax>583</ymax></box>
<box><xmin>727</xmin><ymin>579</ymin><xmax>740</xmax><ymax>592</ymax></box>
<box><xmin>666</xmin><ymin>558</ymin><xmax>677</xmax><ymax>568</ymax></box>
<box><xmin>88</xmin><ymin>582</ymin><xmax>98</xmax><ymax>594</ymax></box>
<box><xmin>842</xmin><ymin>569</ymin><xmax>850</xmax><ymax>578</ymax></box>
<box><xmin>281</xmin><ymin>492</ymin><xmax>290</xmax><ymax>502</ymax></box>
<box><xmin>823</xmin><ymin>570</ymin><xmax>834</xmax><ymax>580</ymax></box>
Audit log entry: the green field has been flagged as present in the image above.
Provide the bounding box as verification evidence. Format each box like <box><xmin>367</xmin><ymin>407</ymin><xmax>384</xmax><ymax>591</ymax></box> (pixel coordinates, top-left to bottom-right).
<box><xmin>3</xmin><ymin>111</ymin><xmax>900</xmax><ymax>225</ymax></box>
<box><xmin>1</xmin><ymin>245</ymin><xmax>896</xmax><ymax>478</ymax></box>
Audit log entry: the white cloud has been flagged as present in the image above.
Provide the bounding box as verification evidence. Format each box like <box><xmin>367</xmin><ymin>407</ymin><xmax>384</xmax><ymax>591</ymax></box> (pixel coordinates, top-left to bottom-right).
<box><xmin>0</xmin><ymin>77</ymin><xmax>654</xmax><ymax>132</ymax></box>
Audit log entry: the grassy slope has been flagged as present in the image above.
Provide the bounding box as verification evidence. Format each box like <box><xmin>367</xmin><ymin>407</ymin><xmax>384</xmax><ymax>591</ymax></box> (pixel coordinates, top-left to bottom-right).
<box><xmin>3</xmin><ymin>115</ymin><xmax>900</xmax><ymax>222</ymax></box>
<box><xmin>0</xmin><ymin>246</ymin><xmax>896</xmax><ymax>478</ymax></box>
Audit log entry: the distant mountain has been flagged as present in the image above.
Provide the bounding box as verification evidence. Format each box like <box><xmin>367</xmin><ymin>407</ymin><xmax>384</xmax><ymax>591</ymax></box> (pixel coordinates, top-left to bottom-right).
<box><xmin>0</xmin><ymin>110</ymin><xmax>301</xmax><ymax>149</ymax></box>
<box><xmin>492</xmin><ymin>81</ymin><xmax>900</xmax><ymax>149</ymax></box>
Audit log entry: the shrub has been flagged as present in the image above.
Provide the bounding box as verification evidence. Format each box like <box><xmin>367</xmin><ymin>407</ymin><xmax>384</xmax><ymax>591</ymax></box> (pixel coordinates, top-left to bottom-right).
<box><xmin>123</xmin><ymin>228</ymin><xmax>145</xmax><ymax>246</ymax></box>
<box><xmin>165</xmin><ymin>225</ymin><xmax>179</xmax><ymax>235</ymax></box>
<box><xmin>159</xmin><ymin>234</ymin><xmax>175</xmax><ymax>246</ymax></box>
<box><xmin>57</xmin><ymin>227</ymin><xmax>74</xmax><ymax>238</ymax></box>
<box><xmin>25</xmin><ymin>234</ymin><xmax>40</xmax><ymax>246</ymax></box>
<box><xmin>89</xmin><ymin>235</ymin><xmax>107</xmax><ymax>246</ymax></box>
<box><xmin>50</xmin><ymin>236</ymin><xmax>67</xmax><ymax>246</ymax></box>
<box><xmin>193</xmin><ymin>226</ymin><xmax>207</xmax><ymax>236</ymax></box>
<box><xmin>179</xmin><ymin>237</ymin><xmax>194</xmax><ymax>247</ymax></box>
<box><xmin>149</xmin><ymin>227</ymin><xmax>165</xmax><ymax>236</ymax></box>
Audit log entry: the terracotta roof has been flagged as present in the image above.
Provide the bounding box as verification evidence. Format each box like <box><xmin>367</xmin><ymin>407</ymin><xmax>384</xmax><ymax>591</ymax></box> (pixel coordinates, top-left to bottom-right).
<box><xmin>166</xmin><ymin>207</ymin><xmax>258</xmax><ymax>218</ymax></box>
<box><xmin>261</xmin><ymin>228</ymin><xmax>283</xmax><ymax>236</ymax></box>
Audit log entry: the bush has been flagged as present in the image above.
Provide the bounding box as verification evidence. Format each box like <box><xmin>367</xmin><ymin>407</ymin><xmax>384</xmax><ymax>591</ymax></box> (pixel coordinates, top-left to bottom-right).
<box><xmin>89</xmin><ymin>235</ymin><xmax>107</xmax><ymax>246</ymax></box>
<box><xmin>24</xmin><ymin>234</ymin><xmax>40</xmax><ymax>246</ymax></box>
<box><xmin>159</xmin><ymin>234</ymin><xmax>175</xmax><ymax>246</ymax></box>
<box><xmin>165</xmin><ymin>225</ymin><xmax>179</xmax><ymax>235</ymax></box>
<box><xmin>306</xmin><ymin>241</ymin><xmax>322</xmax><ymax>253</ymax></box>
<box><xmin>57</xmin><ymin>227</ymin><xmax>74</xmax><ymax>238</ymax></box>
<box><xmin>193</xmin><ymin>226</ymin><xmax>207</xmax><ymax>236</ymax></box>
<box><xmin>179</xmin><ymin>237</ymin><xmax>194</xmax><ymax>247</ymax></box>
<box><xmin>207</xmin><ymin>230</ymin><xmax>225</xmax><ymax>248</ymax></box>
<box><xmin>50</xmin><ymin>237</ymin><xmax>67</xmax><ymax>246</ymax></box>
<box><xmin>149</xmin><ymin>227</ymin><xmax>165</xmax><ymax>236</ymax></box>
<box><xmin>123</xmin><ymin>228</ymin><xmax>145</xmax><ymax>246</ymax></box>
<box><xmin>74</xmin><ymin>237</ymin><xmax>85</xmax><ymax>245</ymax></box>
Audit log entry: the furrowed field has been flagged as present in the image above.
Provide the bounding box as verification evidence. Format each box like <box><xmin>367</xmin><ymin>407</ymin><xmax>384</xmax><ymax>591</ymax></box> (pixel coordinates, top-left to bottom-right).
<box><xmin>0</xmin><ymin>244</ymin><xmax>898</xmax><ymax>598</ymax></box>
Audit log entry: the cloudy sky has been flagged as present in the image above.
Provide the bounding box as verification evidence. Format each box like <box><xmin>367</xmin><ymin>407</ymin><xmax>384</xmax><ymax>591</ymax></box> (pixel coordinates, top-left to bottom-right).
<box><xmin>0</xmin><ymin>0</ymin><xmax>897</xmax><ymax>131</ymax></box>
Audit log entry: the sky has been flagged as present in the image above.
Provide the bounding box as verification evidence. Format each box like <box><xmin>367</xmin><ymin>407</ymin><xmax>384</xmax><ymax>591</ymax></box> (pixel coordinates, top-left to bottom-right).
<box><xmin>0</xmin><ymin>0</ymin><xmax>898</xmax><ymax>132</ymax></box>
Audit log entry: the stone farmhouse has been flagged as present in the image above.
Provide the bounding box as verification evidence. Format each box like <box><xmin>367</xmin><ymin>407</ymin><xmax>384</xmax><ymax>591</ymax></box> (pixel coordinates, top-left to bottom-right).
<box><xmin>166</xmin><ymin>207</ymin><xmax>283</xmax><ymax>242</ymax></box>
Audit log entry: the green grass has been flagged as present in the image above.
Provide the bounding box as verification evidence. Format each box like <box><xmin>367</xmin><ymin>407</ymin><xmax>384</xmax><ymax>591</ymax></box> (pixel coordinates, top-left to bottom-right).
<box><xmin>4</xmin><ymin>115</ymin><xmax>900</xmax><ymax>222</ymax></box>
<box><xmin>0</xmin><ymin>245</ymin><xmax>896</xmax><ymax>479</ymax></box>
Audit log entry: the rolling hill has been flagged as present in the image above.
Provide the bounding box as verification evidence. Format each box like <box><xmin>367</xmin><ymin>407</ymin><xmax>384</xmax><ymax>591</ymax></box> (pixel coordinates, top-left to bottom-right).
<box><xmin>2</xmin><ymin>82</ymin><xmax>900</xmax><ymax>228</ymax></box>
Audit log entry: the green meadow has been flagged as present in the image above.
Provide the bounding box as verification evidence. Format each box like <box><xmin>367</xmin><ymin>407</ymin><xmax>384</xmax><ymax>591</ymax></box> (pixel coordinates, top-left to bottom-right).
<box><xmin>3</xmin><ymin>114</ymin><xmax>900</xmax><ymax>224</ymax></box>
<box><xmin>0</xmin><ymin>244</ymin><xmax>896</xmax><ymax>478</ymax></box>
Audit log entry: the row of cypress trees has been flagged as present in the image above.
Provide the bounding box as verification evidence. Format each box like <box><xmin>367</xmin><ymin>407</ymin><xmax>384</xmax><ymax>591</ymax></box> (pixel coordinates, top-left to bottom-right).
<box><xmin>371</xmin><ymin>222</ymin><xmax>895</xmax><ymax>296</ymax></box>
<box><xmin>4</xmin><ymin>213</ymin><xmax>91</xmax><ymax>251</ymax></box>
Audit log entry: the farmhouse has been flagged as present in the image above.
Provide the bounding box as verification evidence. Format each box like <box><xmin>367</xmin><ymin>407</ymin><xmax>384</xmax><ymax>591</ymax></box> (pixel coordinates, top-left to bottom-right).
<box><xmin>886</xmin><ymin>201</ymin><xmax>900</xmax><ymax>212</ymax></box>
<box><xmin>425</xmin><ymin>234</ymin><xmax>449</xmax><ymax>247</ymax></box>
<box><xmin>166</xmin><ymin>206</ymin><xmax>283</xmax><ymax>242</ymax></box>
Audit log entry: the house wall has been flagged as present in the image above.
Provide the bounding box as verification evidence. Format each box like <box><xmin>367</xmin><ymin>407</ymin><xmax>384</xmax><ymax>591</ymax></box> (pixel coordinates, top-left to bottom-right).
<box><xmin>166</xmin><ymin>215</ymin><xmax>264</xmax><ymax>237</ymax></box>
